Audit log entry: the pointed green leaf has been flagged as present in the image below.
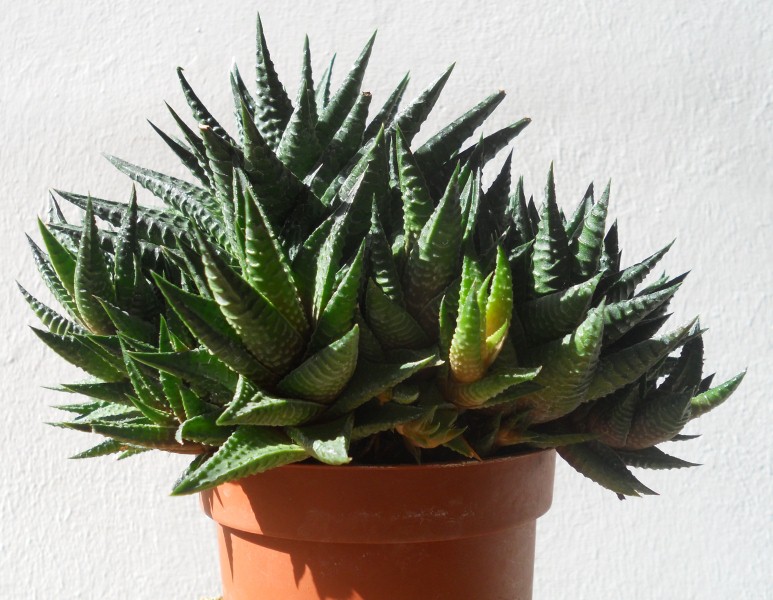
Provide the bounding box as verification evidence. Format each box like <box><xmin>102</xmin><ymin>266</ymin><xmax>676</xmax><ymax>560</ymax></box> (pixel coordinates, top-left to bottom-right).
<box><xmin>287</xmin><ymin>415</ymin><xmax>353</xmax><ymax>466</ymax></box>
<box><xmin>454</xmin><ymin>118</ymin><xmax>531</xmax><ymax>173</ymax></box>
<box><xmin>601</xmin><ymin>241</ymin><xmax>674</xmax><ymax>302</ymax></box>
<box><xmin>658</xmin><ymin>329</ymin><xmax>704</xmax><ymax>394</ymax></box>
<box><xmin>461</xmin><ymin>170</ymin><xmax>482</xmax><ymax>243</ymax></box>
<box><xmin>520</xmin><ymin>305</ymin><xmax>606</xmax><ymax>422</ymax></box>
<box><xmin>122</xmin><ymin>347</ymin><xmax>174</xmax><ymax>426</ymax></box>
<box><xmin>558</xmin><ymin>441</ymin><xmax>657</xmax><ymax>498</ymax></box>
<box><xmin>153</xmin><ymin>274</ymin><xmax>274</xmax><ymax>384</ymax></box>
<box><xmin>571</xmin><ymin>180</ymin><xmax>609</xmax><ymax>279</ymax></box>
<box><xmin>519</xmin><ymin>275</ymin><xmax>600</xmax><ymax>344</ymax></box>
<box><xmin>565</xmin><ymin>183</ymin><xmax>594</xmax><ymax>241</ymax></box>
<box><xmin>395</xmin><ymin>126</ymin><xmax>434</xmax><ymax>244</ymax></box>
<box><xmin>218</xmin><ymin>379</ymin><xmax>325</xmax><ymax>426</ymax></box>
<box><xmin>449</xmin><ymin>284</ymin><xmax>485</xmax><ymax>383</ymax></box>
<box><xmin>70</xmin><ymin>439</ymin><xmax>127</xmax><ymax>459</ymax></box>
<box><xmin>583</xmin><ymin>385</ymin><xmax>639</xmax><ymax>447</ymax></box>
<box><xmin>164</xmin><ymin>102</ymin><xmax>214</xmax><ymax>185</ymax></box>
<box><xmin>532</xmin><ymin>164</ymin><xmax>571</xmax><ymax>296</ymax></box>
<box><xmin>616</xmin><ymin>446</ymin><xmax>699</xmax><ymax>470</ymax></box>
<box><xmin>311</xmin><ymin>203</ymin><xmax>353</xmax><ymax>321</ymax></box>
<box><xmin>599</xmin><ymin>219</ymin><xmax>620</xmax><ymax>274</ymax></box>
<box><xmin>368</xmin><ymin>202</ymin><xmax>404</xmax><ymax>304</ymax></box>
<box><xmin>315</xmin><ymin>53</ymin><xmax>335</xmax><ymax>112</ymax></box>
<box><xmin>364</xmin><ymin>72</ymin><xmax>410</xmax><ymax>142</ymax></box>
<box><xmin>90</xmin><ymin>421</ymin><xmax>179</xmax><ymax>450</ymax></box>
<box><xmin>388</xmin><ymin>64</ymin><xmax>454</xmax><ymax>143</ymax></box>
<box><xmin>310</xmin><ymin>241</ymin><xmax>365</xmax><ymax>352</ymax></box>
<box><xmin>60</xmin><ymin>401</ymin><xmax>140</xmax><ymax>425</ymax></box>
<box><xmin>241</xmin><ymin>174</ymin><xmax>307</xmax><ymax>333</ymax></box>
<box><xmin>277</xmin><ymin>326</ymin><xmax>360</xmax><ymax>403</ymax></box>
<box><xmin>198</xmin><ymin>234</ymin><xmax>305</xmax><ymax>374</ymax></box>
<box><xmin>485</xmin><ymin>247</ymin><xmax>513</xmax><ymax>339</ymax></box>
<box><xmin>404</xmin><ymin>165</ymin><xmax>462</xmax><ymax>314</ymax></box>
<box><xmin>508</xmin><ymin>175</ymin><xmax>534</xmax><ymax>244</ymax></box>
<box><xmin>624</xmin><ymin>389</ymin><xmax>694</xmax><ymax>450</ymax></box>
<box><xmin>38</xmin><ymin>218</ymin><xmax>77</xmax><ymax>297</ymax></box>
<box><xmin>277</xmin><ymin>42</ymin><xmax>323</xmax><ymax>178</ymax></box>
<box><xmin>52</xmin><ymin>188</ymin><xmax>188</xmax><ymax>244</ymax></box>
<box><xmin>236</xmin><ymin>97</ymin><xmax>310</xmax><ymax>224</ymax></box>
<box><xmin>253</xmin><ymin>13</ymin><xmax>293</xmax><ymax>150</ymax></box>
<box><xmin>177</xmin><ymin>415</ymin><xmax>232</xmax><ymax>446</ymax></box>
<box><xmin>291</xmin><ymin>207</ymin><xmax>339</xmax><ymax>307</ymax></box>
<box><xmin>98</xmin><ymin>300</ymin><xmax>156</xmax><ymax>344</ymax></box>
<box><xmin>450</xmin><ymin>367</ymin><xmax>540</xmax><ymax>408</ymax></box>
<box><xmin>106</xmin><ymin>155</ymin><xmax>226</xmax><ymax>246</ymax></box>
<box><xmin>148</xmin><ymin>119</ymin><xmax>210</xmax><ymax>185</ymax></box>
<box><xmin>74</xmin><ymin>199</ymin><xmax>114</xmax><ymax>334</ymax></box>
<box><xmin>366</xmin><ymin>280</ymin><xmax>429</xmax><ymax>350</ymax></box>
<box><xmin>112</xmin><ymin>188</ymin><xmax>141</xmax><ymax>309</ymax></box>
<box><xmin>176</xmin><ymin>386</ymin><xmax>210</xmax><ymax>421</ymax></box>
<box><xmin>230</xmin><ymin>62</ymin><xmax>258</xmax><ymax>135</ymax></box>
<box><xmin>176</xmin><ymin>67</ymin><xmax>236</xmax><ymax>146</ymax></box>
<box><xmin>18</xmin><ymin>284</ymin><xmax>85</xmax><ymax>336</ymax></box>
<box><xmin>586</xmin><ymin>320</ymin><xmax>696</xmax><ymax>401</ymax></box>
<box><xmin>27</xmin><ymin>236</ymin><xmax>82</xmax><ymax>321</ymax></box>
<box><xmin>316</xmin><ymin>32</ymin><xmax>376</xmax><ymax>147</ymax></box>
<box><xmin>32</xmin><ymin>328</ymin><xmax>125</xmax><ymax>382</ymax></box>
<box><xmin>323</xmin><ymin>129</ymin><xmax>390</xmax><ymax>240</ymax></box>
<box><xmin>155</xmin><ymin>319</ymin><xmax>187</xmax><ymax>422</ymax></box>
<box><xmin>55</xmin><ymin>381</ymin><xmax>132</xmax><ymax>403</ymax></box>
<box><xmin>603</xmin><ymin>283</ymin><xmax>681</xmax><ymax>344</ymax></box>
<box><xmin>47</xmin><ymin>220</ymin><xmax>171</xmax><ymax>277</ymax></box>
<box><xmin>689</xmin><ymin>371</ymin><xmax>745</xmax><ymax>419</ymax></box>
<box><xmin>311</xmin><ymin>91</ymin><xmax>373</xmax><ymax>196</ymax></box>
<box><xmin>172</xmin><ymin>426</ymin><xmax>306</xmax><ymax>495</ymax></box>
<box><xmin>199</xmin><ymin>123</ymin><xmax>235</xmax><ymax>224</ymax></box>
<box><xmin>481</xmin><ymin>151</ymin><xmax>513</xmax><ymax>238</ymax></box>
<box><xmin>415</xmin><ymin>90</ymin><xmax>506</xmax><ymax>171</ymax></box>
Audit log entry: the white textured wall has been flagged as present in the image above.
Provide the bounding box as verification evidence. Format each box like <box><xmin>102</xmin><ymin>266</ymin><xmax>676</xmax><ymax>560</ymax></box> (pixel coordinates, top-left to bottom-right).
<box><xmin>2</xmin><ymin>1</ymin><xmax>771</xmax><ymax>598</ymax></box>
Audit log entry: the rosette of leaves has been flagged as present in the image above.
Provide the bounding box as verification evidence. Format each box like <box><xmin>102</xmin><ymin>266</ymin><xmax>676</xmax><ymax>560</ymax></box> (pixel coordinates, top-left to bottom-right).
<box><xmin>21</xmin><ymin>14</ymin><xmax>744</xmax><ymax>498</ymax></box>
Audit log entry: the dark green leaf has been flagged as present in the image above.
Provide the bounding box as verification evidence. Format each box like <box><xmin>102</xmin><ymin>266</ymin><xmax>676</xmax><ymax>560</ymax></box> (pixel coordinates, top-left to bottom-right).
<box><xmin>153</xmin><ymin>274</ymin><xmax>274</xmax><ymax>384</ymax></box>
<box><xmin>74</xmin><ymin>199</ymin><xmax>114</xmax><ymax>334</ymax></box>
<box><xmin>277</xmin><ymin>326</ymin><xmax>360</xmax><ymax>403</ymax></box>
<box><xmin>253</xmin><ymin>13</ymin><xmax>293</xmax><ymax>150</ymax></box>
<box><xmin>363</xmin><ymin>72</ymin><xmax>410</xmax><ymax>141</ymax></box>
<box><xmin>176</xmin><ymin>67</ymin><xmax>236</xmax><ymax>146</ymax></box>
<box><xmin>532</xmin><ymin>164</ymin><xmax>571</xmax><ymax>296</ymax></box>
<box><xmin>316</xmin><ymin>32</ymin><xmax>376</xmax><ymax>147</ymax></box>
<box><xmin>415</xmin><ymin>90</ymin><xmax>505</xmax><ymax>172</ymax></box>
<box><xmin>616</xmin><ymin>445</ymin><xmax>699</xmax><ymax>470</ymax></box>
<box><xmin>558</xmin><ymin>441</ymin><xmax>657</xmax><ymax>498</ymax></box>
<box><xmin>403</xmin><ymin>165</ymin><xmax>462</xmax><ymax>315</ymax></box>
<box><xmin>388</xmin><ymin>64</ymin><xmax>454</xmax><ymax>143</ymax></box>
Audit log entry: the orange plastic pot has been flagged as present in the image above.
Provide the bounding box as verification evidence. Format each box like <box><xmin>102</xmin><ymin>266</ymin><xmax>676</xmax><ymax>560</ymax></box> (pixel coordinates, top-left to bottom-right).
<box><xmin>201</xmin><ymin>449</ymin><xmax>556</xmax><ymax>600</ymax></box>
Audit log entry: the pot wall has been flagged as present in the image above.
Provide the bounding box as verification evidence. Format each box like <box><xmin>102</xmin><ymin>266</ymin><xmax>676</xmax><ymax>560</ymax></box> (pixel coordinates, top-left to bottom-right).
<box><xmin>201</xmin><ymin>449</ymin><xmax>556</xmax><ymax>600</ymax></box>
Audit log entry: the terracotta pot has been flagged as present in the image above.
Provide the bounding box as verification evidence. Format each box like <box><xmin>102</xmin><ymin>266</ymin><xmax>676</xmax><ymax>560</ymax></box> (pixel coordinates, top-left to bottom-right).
<box><xmin>201</xmin><ymin>449</ymin><xmax>556</xmax><ymax>600</ymax></box>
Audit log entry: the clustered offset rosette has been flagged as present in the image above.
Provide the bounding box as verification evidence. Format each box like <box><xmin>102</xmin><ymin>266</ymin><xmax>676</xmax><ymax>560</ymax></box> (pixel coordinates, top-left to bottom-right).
<box><xmin>21</xmin><ymin>15</ymin><xmax>744</xmax><ymax>497</ymax></box>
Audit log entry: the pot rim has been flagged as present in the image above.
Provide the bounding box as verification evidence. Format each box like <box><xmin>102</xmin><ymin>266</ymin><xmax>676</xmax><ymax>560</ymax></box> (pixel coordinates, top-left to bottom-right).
<box><xmin>202</xmin><ymin>448</ymin><xmax>556</xmax><ymax>543</ymax></box>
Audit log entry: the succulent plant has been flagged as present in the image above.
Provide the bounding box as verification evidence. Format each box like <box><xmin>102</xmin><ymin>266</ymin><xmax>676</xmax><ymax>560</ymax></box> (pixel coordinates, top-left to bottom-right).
<box><xmin>21</xmin><ymin>14</ymin><xmax>744</xmax><ymax>498</ymax></box>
